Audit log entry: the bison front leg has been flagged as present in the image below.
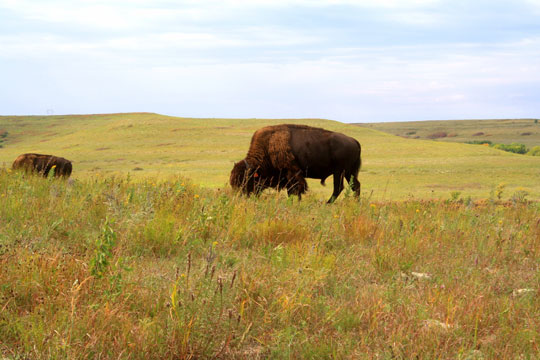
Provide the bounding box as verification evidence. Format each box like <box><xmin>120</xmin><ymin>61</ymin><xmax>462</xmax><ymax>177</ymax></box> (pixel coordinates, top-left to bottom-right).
<box><xmin>286</xmin><ymin>169</ymin><xmax>307</xmax><ymax>200</ymax></box>
<box><xmin>328</xmin><ymin>172</ymin><xmax>345</xmax><ymax>203</ymax></box>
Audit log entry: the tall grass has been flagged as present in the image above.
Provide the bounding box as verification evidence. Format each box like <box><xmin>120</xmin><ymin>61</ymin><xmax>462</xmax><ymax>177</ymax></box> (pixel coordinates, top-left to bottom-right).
<box><xmin>0</xmin><ymin>170</ymin><xmax>538</xmax><ymax>358</ymax></box>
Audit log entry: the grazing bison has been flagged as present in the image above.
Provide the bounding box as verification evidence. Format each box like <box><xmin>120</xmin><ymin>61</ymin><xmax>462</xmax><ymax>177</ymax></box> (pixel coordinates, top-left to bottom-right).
<box><xmin>12</xmin><ymin>153</ymin><xmax>72</xmax><ymax>178</ymax></box>
<box><xmin>230</xmin><ymin>124</ymin><xmax>361</xmax><ymax>203</ymax></box>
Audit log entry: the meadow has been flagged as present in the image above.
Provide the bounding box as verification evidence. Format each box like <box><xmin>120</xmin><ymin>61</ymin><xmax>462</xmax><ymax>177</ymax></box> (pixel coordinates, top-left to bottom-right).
<box><xmin>0</xmin><ymin>113</ymin><xmax>539</xmax><ymax>358</ymax></box>
<box><xmin>0</xmin><ymin>171</ymin><xmax>538</xmax><ymax>359</ymax></box>
<box><xmin>1</xmin><ymin>113</ymin><xmax>540</xmax><ymax>200</ymax></box>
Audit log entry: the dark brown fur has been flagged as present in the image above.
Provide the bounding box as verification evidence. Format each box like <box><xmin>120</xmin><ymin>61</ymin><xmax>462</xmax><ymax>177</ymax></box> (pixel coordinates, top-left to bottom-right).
<box><xmin>12</xmin><ymin>153</ymin><xmax>73</xmax><ymax>178</ymax></box>
<box><xmin>230</xmin><ymin>124</ymin><xmax>361</xmax><ymax>203</ymax></box>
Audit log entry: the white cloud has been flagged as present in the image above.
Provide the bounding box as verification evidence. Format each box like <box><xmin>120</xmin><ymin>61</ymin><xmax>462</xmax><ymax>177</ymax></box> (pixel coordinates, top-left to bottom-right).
<box><xmin>1</xmin><ymin>0</ymin><xmax>540</xmax><ymax>120</ymax></box>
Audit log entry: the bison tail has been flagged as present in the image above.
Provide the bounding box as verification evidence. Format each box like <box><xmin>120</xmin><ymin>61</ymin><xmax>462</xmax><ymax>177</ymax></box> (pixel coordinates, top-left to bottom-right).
<box><xmin>320</xmin><ymin>178</ymin><xmax>326</xmax><ymax>186</ymax></box>
<box><xmin>355</xmin><ymin>142</ymin><xmax>362</xmax><ymax>174</ymax></box>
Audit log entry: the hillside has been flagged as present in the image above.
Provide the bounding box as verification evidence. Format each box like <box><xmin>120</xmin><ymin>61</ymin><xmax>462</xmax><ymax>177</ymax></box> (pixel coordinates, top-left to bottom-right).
<box><xmin>1</xmin><ymin>113</ymin><xmax>540</xmax><ymax>200</ymax></box>
<box><xmin>355</xmin><ymin>118</ymin><xmax>540</xmax><ymax>147</ymax></box>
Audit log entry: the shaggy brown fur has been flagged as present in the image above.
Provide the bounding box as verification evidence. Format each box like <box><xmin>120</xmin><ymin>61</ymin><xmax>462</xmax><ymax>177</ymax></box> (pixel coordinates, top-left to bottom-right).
<box><xmin>230</xmin><ymin>124</ymin><xmax>361</xmax><ymax>203</ymax></box>
<box><xmin>12</xmin><ymin>153</ymin><xmax>73</xmax><ymax>178</ymax></box>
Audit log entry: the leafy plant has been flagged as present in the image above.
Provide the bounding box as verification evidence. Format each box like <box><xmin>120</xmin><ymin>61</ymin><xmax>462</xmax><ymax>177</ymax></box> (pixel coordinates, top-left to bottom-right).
<box><xmin>90</xmin><ymin>218</ymin><xmax>117</xmax><ymax>278</ymax></box>
<box><xmin>491</xmin><ymin>142</ymin><xmax>528</xmax><ymax>154</ymax></box>
<box><xmin>527</xmin><ymin>146</ymin><xmax>540</xmax><ymax>156</ymax></box>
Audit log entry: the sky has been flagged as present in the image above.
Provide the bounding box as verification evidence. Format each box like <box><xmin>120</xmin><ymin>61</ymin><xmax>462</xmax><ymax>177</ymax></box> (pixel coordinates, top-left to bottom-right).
<box><xmin>1</xmin><ymin>0</ymin><xmax>540</xmax><ymax>122</ymax></box>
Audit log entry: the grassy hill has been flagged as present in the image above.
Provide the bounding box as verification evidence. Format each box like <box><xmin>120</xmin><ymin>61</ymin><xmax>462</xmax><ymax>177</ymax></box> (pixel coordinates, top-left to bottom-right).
<box><xmin>1</xmin><ymin>113</ymin><xmax>540</xmax><ymax>200</ymax></box>
<box><xmin>355</xmin><ymin>118</ymin><xmax>540</xmax><ymax>148</ymax></box>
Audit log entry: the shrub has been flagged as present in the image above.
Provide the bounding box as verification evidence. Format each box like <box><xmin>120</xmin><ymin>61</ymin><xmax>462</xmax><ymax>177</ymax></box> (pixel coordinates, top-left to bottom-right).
<box><xmin>466</xmin><ymin>140</ymin><xmax>492</xmax><ymax>145</ymax></box>
<box><xmin>427</xmin><ymin>131</ymin><xmax>447</xmax><ymax>139</ymax></box>
<box><xmin>472</xmin><ymin>132</ymin><xmax>484</xmax><ymax>136</ymax></box>
<box><xmin>521</xmin><ymin>132</ymin><xmax>532</xmax><ymax>136</ymax></box>
<box><xmin>491</xmin><ymin>143</ymin><xmax>528</xmax><ymax>154</ymax></box>
<box><xmin>527</xmin><ymin>146</ymin><xmax>540</xmax><ymax>156</ymax></box>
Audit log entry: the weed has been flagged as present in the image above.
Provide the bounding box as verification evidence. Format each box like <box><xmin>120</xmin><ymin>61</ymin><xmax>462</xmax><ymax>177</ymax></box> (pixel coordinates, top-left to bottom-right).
<box><xmin>90</xmin><ymin>218</ymin><xmax>117</xmax><ymax>279</ymax></box>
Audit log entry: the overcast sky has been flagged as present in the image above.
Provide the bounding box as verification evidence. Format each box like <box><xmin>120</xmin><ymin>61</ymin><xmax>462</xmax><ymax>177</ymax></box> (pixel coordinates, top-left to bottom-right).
<box><xmin>1</xmin><ymin>0</ymin><xmax>540</xmax><ymax>122</ymax></box>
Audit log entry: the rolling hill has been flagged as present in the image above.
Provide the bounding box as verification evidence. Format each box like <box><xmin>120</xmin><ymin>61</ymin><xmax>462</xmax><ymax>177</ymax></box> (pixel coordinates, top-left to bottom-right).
<box><xmin>1</xmin><ymin>113</ymin><xmax>540</xmax><ymax>200</ymax></box>
<box><xmin>355</xmin><ymin>118</ymin><xmax>540</xmax><ymax>147</ymax></box>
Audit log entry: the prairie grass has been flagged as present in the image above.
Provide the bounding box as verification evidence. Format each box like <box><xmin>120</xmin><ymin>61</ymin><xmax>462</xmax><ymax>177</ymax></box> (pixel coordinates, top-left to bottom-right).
<box><xmin>1</xmin><ymin>170</ymin><xmax>538</xmax><ymax>359</ymax></box>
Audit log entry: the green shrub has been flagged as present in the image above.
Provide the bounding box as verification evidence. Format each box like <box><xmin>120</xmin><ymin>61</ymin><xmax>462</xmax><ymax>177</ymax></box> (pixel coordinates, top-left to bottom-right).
<box><xmin>491</xmin><ymin>142</ymin><xmax>528</xmax><ymax>154</ymax></box>
<box><xmin>527</xmin><ymin>146</ymin><xmax>540</xmax><ymax>156</ymax></box>
<box><xmin>466</xmin><ymin>140</ymin><xmax>492</xmax><ymax>145</ymax></box>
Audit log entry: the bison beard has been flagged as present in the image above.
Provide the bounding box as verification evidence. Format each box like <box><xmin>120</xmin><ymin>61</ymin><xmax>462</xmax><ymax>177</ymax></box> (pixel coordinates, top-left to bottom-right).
<box><xmin>230</xmin><ymin>124</ymin><xmax>361</xmax><ymax>203</ymax></box>
<box><xmin>12</xmin><ymin>153</ymin><xmax>73</xmax><ymax>178</ymax></box>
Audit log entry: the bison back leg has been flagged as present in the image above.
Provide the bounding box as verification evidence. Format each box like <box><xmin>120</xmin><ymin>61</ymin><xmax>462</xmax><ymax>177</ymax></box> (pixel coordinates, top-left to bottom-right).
<box><xmin>328</xmin><ymin>172</ymin><xmax>345</xmax><ymax>203</ymax></box>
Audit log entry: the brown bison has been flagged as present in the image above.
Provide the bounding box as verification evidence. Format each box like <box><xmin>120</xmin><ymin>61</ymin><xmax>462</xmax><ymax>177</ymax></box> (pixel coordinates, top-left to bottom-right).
<box><xmin>230</xmin><ymin>124</ymin><xmax>361</xmax><ymax>203</ymax></box>
<box><xmin>12</xmin><ymin>153</ymin><xmax>73</xmax><ymax>178</ymax></box>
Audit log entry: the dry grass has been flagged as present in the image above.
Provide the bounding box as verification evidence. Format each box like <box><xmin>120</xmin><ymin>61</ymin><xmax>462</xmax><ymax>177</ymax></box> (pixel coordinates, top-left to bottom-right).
<box><xmin>0</xmin><ymin>171</ymin><xmax>538</xmax><ymax>359</ymax></box>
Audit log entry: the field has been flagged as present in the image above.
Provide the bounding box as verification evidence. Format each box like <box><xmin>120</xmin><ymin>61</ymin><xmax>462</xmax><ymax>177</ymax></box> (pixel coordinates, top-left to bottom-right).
<box><xmin>356</xmin><ymin>118</ymin><xmax>540</xmax><ymax>148</ymax></box>
<box><xmin>0</xmin><ymin>113</ymin><xmax>539</xmax><ymax>358</ymax></box>
<box><xmin>2</xmin><ymin>113</ymin><xmax>540</xmax><ymax>200</ymax></box>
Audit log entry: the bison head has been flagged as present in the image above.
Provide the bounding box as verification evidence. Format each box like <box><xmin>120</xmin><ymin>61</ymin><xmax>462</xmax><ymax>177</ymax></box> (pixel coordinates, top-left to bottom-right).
<box><xmin>230</xmin><ymin>159</ymin><xmax>264</xmax><ymax>195</ymax></box>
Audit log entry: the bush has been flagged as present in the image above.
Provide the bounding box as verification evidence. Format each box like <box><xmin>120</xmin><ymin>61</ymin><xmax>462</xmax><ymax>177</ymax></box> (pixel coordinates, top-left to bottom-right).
<box><xmin>491</xmin><ymin>143</ymin><xmax>528</xmax><ymax>154</ymax></box>
<box><xmin>527</xmin><ymin>146</ymin><xmax>540</xmax><ymax>156</ymax></box>
<box><xmin>466</xmin><ymin>140</ymin><xmax>492</xmax><ymax>145</ymax></box>
<box><xmin>427</xmin><ymin>131</ymin><xmax>447</xmax><ymax>139</ymax></box>
<box><xmin>472</xmin><ymin>132</ymin><xmax>484</xmax><ymax>136</ymax></box>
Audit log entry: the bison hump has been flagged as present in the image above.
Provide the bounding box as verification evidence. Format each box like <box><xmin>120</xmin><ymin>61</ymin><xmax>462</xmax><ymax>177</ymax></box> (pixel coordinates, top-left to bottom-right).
<box><xmin>268</xmin><ymin>130</ymin><xmax>296</xmax><ymax>169</ymax></box>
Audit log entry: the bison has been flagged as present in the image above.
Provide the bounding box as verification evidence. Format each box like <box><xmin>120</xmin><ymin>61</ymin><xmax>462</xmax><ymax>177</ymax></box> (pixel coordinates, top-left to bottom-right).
<box><xmin>230</xmin><ymin>124</ymin><xmax>361</xmax><ymax>203</ymax></box>
<box><xmin>12</xmin><ymin>153</ymin><xmax>73</xmax><ymax>178</ymax></box>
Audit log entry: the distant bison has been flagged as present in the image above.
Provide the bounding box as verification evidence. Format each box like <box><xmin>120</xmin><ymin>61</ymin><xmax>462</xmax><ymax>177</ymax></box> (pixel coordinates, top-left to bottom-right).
<box><xmin>12</xmin><ymin>153</ymin><xmax>72</xmax><ymax>178</ymax></box>
<box><xmin>230</xmin><ymin>124</ymin><xmax>361</xmax><ymax>203</ymax></box>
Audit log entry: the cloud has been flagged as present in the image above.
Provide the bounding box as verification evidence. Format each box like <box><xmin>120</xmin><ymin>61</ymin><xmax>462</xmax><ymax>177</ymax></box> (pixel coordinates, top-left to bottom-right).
<box><xmin>1</xmin><ymin>0</ymin><xmax>540</xmax><ymax>120</ymax></box>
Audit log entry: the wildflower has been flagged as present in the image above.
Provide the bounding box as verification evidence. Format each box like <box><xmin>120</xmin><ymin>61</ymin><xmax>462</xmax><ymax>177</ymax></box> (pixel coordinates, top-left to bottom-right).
<box><xmin>370</xmin><ymin>204</ymin><xmax>376</xmax><ymax>209</ymax></box>
<box><xmin>333</xmin><ymin>214</ymin><xmax>339</xmax><ymax>219</ymax></box>
<box><xmin>194</xmin><ymin>194</ymin><xmax>199</xmax><ymax>199</ymax></box>
<box><xmin>416</xmin><ymin>209</ymin><xmax>420</xmax><ymax>213</ymax></box>
<box><xmin>180</xmin><ymin>273</ymin><xmax>186</xmax><ymax>278</ymax></box>
<box><xmin>212</xmin><ymin>241</ymin><xmax>218</xmax><ymax>247</ymax></box>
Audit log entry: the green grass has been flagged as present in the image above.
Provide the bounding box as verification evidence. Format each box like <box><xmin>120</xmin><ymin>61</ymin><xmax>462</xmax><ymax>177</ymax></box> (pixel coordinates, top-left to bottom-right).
<box><xmin>1</xmin><ymin>113</ymin><xmax>540</xmax><ymax>200</ymax></box>
<box><xmin>0</xmin><ymin>171</ymin><xmax>538</xmax><ymax>358</ymax></box>
<box><xmin>356</xmin><ymin>118</ymin><xmax>540</xmax><ymax>148</ymax></box>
